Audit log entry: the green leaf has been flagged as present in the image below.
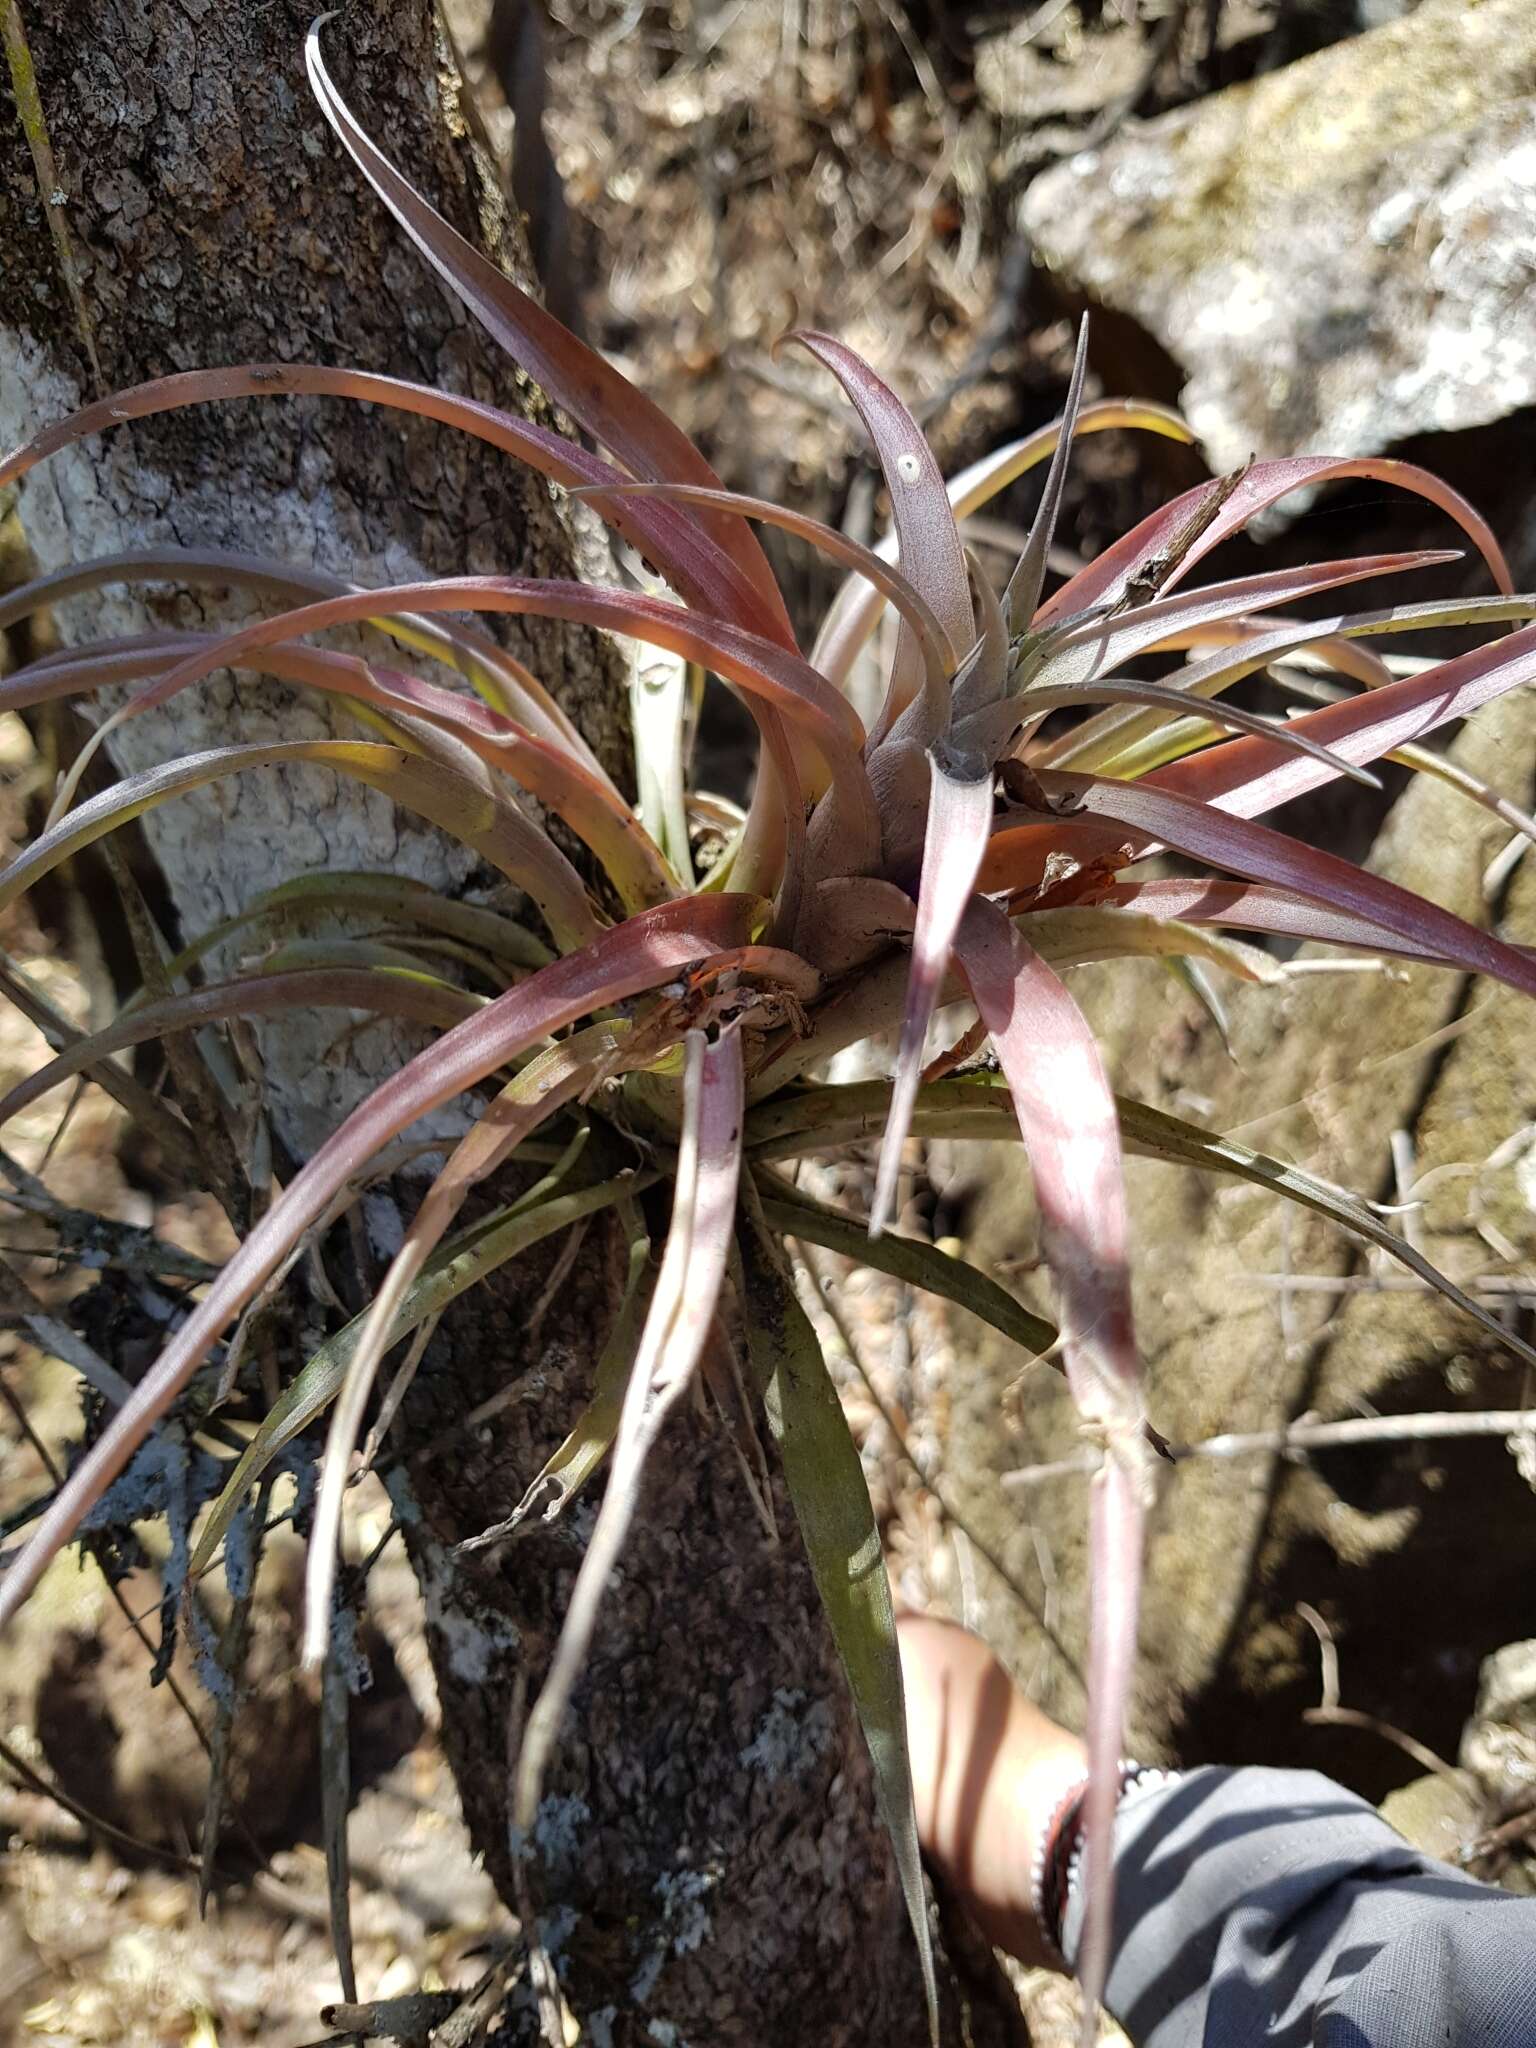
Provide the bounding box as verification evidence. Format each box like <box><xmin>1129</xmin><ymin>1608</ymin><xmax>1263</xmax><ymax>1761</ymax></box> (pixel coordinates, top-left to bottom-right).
<box><xmin>739</xmin><ymin>1217</ymin><xmax>938</xmax><ymax>2046</ymax></box>
<box><xmin>0</xmin><ymin>738</ymin><xmax>603</xmax><ymax>953</ymax></box>
<box><xmin>759</xmin><ymin>1178</ymin><xmax>1056</xmax><ymax>1360</ymax></box>
<box><xmin>187</xmin><ymin>1164</ymin><xmax>656</xmax><ymax>1583</ymax></box>
<box><xmin>631</xmin><ymin>644</ymin><xmax>695</xmax><ymax>889</ymax></box>
<box><xmin>749</xmin><ymin>1076</ymin><xmax>1536</xmax><ymax>1375</ymax></box>
<box><xmin>458</xmin><ymin>1218</ymin><xmax>654</xmax><ymax>1554</ymax></box>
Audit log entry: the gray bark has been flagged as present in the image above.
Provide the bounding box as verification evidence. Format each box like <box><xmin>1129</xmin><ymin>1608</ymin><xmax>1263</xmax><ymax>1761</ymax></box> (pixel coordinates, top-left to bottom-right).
<box><xmin>0</xmin><ymin>7</ymin><xmax>989</xmax><ymax>2040</ymax></box>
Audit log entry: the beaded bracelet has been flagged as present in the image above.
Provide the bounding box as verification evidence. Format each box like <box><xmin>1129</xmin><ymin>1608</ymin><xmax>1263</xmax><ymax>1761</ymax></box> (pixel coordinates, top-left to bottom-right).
<box><xmin>1030</xmin><ymin>1762</ymin><xmax>1180</xmax><ymax>1963</ymax></box>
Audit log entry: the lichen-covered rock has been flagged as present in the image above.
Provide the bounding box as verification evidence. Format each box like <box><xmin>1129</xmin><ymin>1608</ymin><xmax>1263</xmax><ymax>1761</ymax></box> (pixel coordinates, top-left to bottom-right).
<box><xmin>1021</xmin><ymin>0</ymin><xmax>1536</xmax><ymax>469</ymax></box>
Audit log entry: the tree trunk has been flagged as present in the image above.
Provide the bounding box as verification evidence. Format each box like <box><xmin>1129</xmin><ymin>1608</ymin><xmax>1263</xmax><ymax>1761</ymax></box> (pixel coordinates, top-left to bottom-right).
<box><xmin>0</xmin><ymin>7</ymin><xmax>982</xmax><ymax>2039</ymax></box>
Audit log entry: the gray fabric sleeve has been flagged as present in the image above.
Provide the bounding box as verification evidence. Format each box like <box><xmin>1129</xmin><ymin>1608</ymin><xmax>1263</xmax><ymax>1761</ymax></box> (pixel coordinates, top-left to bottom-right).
<box><xmin>1060</xmin><ymin>1765</ymin><xmax>1536</xmax><ymax>2047</ymax></box>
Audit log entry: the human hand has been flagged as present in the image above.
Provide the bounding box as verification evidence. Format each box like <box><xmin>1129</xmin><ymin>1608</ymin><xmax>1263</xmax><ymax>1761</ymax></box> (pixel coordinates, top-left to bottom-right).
<box><xmin>897</xmin><ymin>1611</ymin><xmax>1087</xmax><ymax>1966</ymax></box>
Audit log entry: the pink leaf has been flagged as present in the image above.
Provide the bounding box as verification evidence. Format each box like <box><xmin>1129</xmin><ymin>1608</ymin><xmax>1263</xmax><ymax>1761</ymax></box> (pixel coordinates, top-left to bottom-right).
<box><xmin>300</xmin><ymin>1020</ymin><xmax>638</xmax><ymax>1663</ymax></box>
<box><xmin>513</xmin><ymin>1026</ymin><xmax>745</xmax><ymax>1822</ymax></box>
<box><xmin>870</xmin><ymin>752</ymin><xmax>993</xmax><ymax>1236</ymax></box>
<box><xmin>953</xmin><ymin>897</ymin><xmax>1150</xmax><ymax>2035</ymax></box>
<box><xmin>570</xmin><ymin>478</ymin><xmax>960</xmax><ymax>689</ymax></box>
<box><xmin>304</xmin><ymin>27</ymin><xmax>793</xmax><ymax>647</ymax></box>
<box><xmin>812</xmin><ymin>396</ymin><xmax>1194</xmax><ymax>691</ymax></box>
<box><xmin>1039</xmin><ymin>550</ymin><xmax>1458</xmax><ymax>695</ymax></box>
<box><xmin>6</xmin><ymin>628</ymin><xmax>673</xmax><ymax>910</ymax></box>
<box><xmin>994</xmin><ymin>770</ymin><xmax>1536</xmax><ymax>996</ymax></box>
<box><xmin>1038</xmin><ymin>456</ymin><xmax>1512</xmax><ymax>628</ymax></box>
<box><xmin>0</xmin><ymin>370</ymin><xmax>778</xmax><ymax>652</ymax></box>
<box><xmin>1078</xmin><ymin>1457</ymin><xmax>1146</xmax><ymax>2027</ymax></box>
<box><xmin>0</xmin><ymin>968</ymin><xmax>482</xmax><ymax>1134</ymax></box>
<box><xmin>954</xmin><ymin>898</ymin><xmax>1144</xmax><ymax>1438</ymax></box>
<box><xmin>1155</xmin><ymin>620</ymin><xmax>1536</xmax><ymax>820</ymax></box>
<box><xmin>50</xmin><ymin>574</ymin><xmax>877</xmax><ymax>894</ymax></box>
<box><xmin>0</xmin><ymin>895</ymin><xmax>759</xmax><ymax>1632</ymax></box>
<box><xmin>0</xmin><ymin>539</ymin><xmax>605</xmax><ymax>767</ymax></box>
<box><xmin>1085</xmin><ymin>879</ymin><xmax>1497</xmax><ymax>964</ymax></box>
<box><xmin>0</xmin><ymin>736</ymin><xmax>605</xmax><ymax>953</ymax></box>
<box><xmin>789</xmin><ymin>332</ymin><xmax>973</xmax><ymax>744</ymax></box>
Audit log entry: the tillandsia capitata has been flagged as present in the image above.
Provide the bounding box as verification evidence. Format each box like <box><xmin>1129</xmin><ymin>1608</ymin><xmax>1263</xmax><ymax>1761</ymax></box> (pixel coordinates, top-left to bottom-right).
<box><xmin>4</xmin><ymin>22</ymin><xmax>1536</xmax><ymax>2042</ymax></box>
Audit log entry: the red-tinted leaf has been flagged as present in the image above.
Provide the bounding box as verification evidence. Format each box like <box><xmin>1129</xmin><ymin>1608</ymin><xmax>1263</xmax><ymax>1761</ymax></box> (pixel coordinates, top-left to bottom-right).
<box><xmin>88</xmin><ymin>576</ymin><xmax>873</xmax><ymax>863</ymax></box>
<box><xmin>1083</xmin><ymin>878</ymin><xmax>1496</xmax><ymax>963</ymax></box>
<box><xmin>790</xmin><ymin>332</ymin><xmax>972</xmax><ymax>744</ymax></box>
<box><xmin>571</xmin><ymin>478</ymin><xmax>960</xmax><ymax>689</ymax></box>
<box><xmin>812</xmin><ymin>398</ymin><xmax>1194</xmax><ymax>691</ymax></box>
<box><xmin>0</xmin><ymin>968</ymin><xmax>481</xmax><ymax>1135</ymax></box>
<box><xmin>300</xmin><ymin>1022</ymin><xmax>638</xmax><ymax>1662</ymax></box>
<box><xmin>1041</xmin><ymin>550</ymin><xmax>1457</xmax><ymax>694</ymax></box>
<box><xmin>954</xmin><ymin>898</ymin><xmax>1144</xmax><ymax>1439</ymax></box>
<box><xmin>1156</xmin><ymin>620</ymin><xmax>1536</xmax><ymax>820</ymax></box>
<box><xmin>1079</xmin><ymin>1458</ymin><xmax>1145</xmax><ymax>2026</ymax></box>
<box><xmin>1045</xmin><ymin>595</ymin><xmax>1536</xmax><ymax>782</ymax></box>
<box><xmin>0</xmin><ymin>542</ymin><xmax>602</xmax><ymax>769</ymax></box>
<box><xmin>0</xmin><ymin>369</ymin><xmax>773</xmax><ymax>655</ymax></box>
<box><xmin>990</xmin><ymin>770</ymin><xmax>1536</xmax><ymax>995</ymax></box>
<box><xmin>870</xmin><ymin>752</ymin><xmax>992</xmax><ymax>1236</ymax></box>
<box><xmin>0</xmin><ymin>894</ymin><xmax>759</xmax><ymax>1632</ymax></box>
<box><xmin>513</xmin><ymin>1027</ymin><xmax>744</xmax><ymax>1824</ymax></box>
<box><xmin>304</xmin><ymin>26</ymin><xmax>792</xmax><ymax>647</ymax></box>
<box><xmin>1038</xmin><ymin>456</ymin><xmax>1512</xmax><ymax>628</ymax></box>
<box><xmin>0</xmin><ymin>736</ymin><xmax>604</xmax><ymax>952</ymax></box>
<box><xmin>7</xmin><ymin>626</ymin><xmax>672</xmax><ymax>911</ymax></box>
<box><xmin>953</xmin><ymin>898</ymin><xmax>1150</xmax><ymax>2034</ymax></box>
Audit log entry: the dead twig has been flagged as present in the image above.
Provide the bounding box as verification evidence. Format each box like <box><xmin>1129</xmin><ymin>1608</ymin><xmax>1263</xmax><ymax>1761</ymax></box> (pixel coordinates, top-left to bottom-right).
<box><xmin>1003</xmin><ymin>1407</ymin><xmax>1536</xmax><ymax>1487</ymax></box>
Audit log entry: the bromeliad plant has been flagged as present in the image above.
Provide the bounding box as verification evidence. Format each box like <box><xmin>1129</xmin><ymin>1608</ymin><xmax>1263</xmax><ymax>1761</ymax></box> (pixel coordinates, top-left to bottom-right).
<box><xmin>5</xmin><ymin>23</ymin><xmax>1536</xmax><ymax>2036</ymax></box>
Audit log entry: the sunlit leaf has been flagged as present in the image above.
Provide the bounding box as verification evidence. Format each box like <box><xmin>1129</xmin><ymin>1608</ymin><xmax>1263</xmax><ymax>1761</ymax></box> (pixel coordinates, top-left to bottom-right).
<box><xmin>1038</xmin><ymin>454</ymin><xmax>1513</xmax><ymax>628</ymax></box>
<box><xmin>871</xmin><ymin>749</ymin><xmax>991</xmax><ymax>1236</ymax></box>
<box><xmin>758</xmin><ymin>1179</ymin><xmax>1056</xmax><ymax>1358</ymax></box>
<box><xmin>304</xmin><ymin>24</ymin><xmax>793</xmax><ymax>646</ymax></box>
<box><xmin>987</xmin><ymin>768</ymin><xmax>1536</xmax><ymax>997</ymax></box>
<box><xmin>512</xmin><ymin>1028</ymin><xmax>744</xmax><ymax>1834</ymax></box>
<box><xmin>789</xmin><ymin>332</ymin><xmax>972</xmax><ymax>746</ymax></box>
<box><xmin>0</xmin><ymin>738</ymin><xmax>604</xmax><ymax>954</ymax></box>
<box><xmin>0</xmin><ymin>896</ymin><xmax>758</xmax><ymax>1631</ymax></box>
<box><xmin>953</xmin><ymin>898</ymin><xmax>1149</xmax><ymax>2027</ymax></box>
<box><xmin>812</xmin><ymin>397</ymin><xmax>1193</xmax><ymax>689</ymax></box>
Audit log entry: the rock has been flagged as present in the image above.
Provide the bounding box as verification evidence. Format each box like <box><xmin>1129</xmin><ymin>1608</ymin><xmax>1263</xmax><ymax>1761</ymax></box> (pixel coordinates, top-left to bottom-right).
<box><xmin>1021</xmin><ymin>0</ymin><xmax>1536</xmax><ymax>470</ymax></box>
<box><xmin>1379</xmin><ymin>1770</ymin><xmax>1483</xmax><ymax>1865</ymax></box>
<box><xmin>1462</xmin><ymin>1639</ymin><xmax>1536</xmax><ymax>1814</ymax></box>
